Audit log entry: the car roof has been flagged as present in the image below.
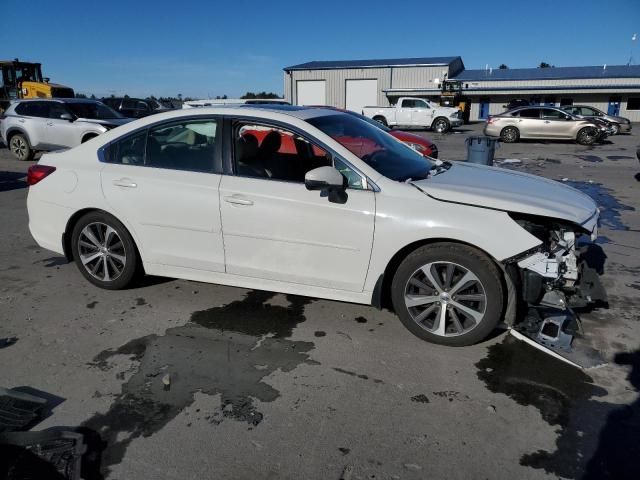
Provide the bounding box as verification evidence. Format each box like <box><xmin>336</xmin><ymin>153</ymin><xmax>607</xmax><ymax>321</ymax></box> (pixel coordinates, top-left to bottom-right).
<box><xmin>14</xmin><ymin>98</ymin><xmax>103</xmax><ymax>104</ymax></box>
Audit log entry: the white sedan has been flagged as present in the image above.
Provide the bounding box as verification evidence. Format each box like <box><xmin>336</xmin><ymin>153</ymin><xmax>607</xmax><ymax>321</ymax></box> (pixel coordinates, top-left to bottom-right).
<box><xmin>26</xmin><ymin>106</ymin><xmax>601</xmax><ymax>346</ymax></box>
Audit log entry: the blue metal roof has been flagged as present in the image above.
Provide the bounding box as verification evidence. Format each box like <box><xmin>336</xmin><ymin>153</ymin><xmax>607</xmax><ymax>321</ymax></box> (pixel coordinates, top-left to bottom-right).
<box><xmin>452</xmin><ymin>64</ymin><xmax>640</xmax><ymax>81</ymax></box>
<box><xmin>284</xmin><ymin>56</ymin><xmax>461</xmax><ymax>71</ymax></box>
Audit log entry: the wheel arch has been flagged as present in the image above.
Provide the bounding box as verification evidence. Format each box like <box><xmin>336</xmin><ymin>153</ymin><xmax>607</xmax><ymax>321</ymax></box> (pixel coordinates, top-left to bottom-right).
<box><xmin>63</xmin><ymin>207</ymin><xmax>145</xmax><ymax>268</ymax></box>
<box><xmin>373</xmin><ymin>237</ymin><xmax>509</xmax><ymax>316</ymax></box>
<box><xmin>81</xmin><ymin>131</ymin><xmax>100</xmax><ymax>143</ymax></box>
<box><xmin>6</xmin><ymin>127</ymin><xmax>30</xmax><ymax>144</ymax></box>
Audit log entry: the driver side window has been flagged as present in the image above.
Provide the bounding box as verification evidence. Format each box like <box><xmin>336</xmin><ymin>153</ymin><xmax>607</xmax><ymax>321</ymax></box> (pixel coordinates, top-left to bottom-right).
<box><xmin>233</xmin><ymin>122</ymin><xmax>332</xmax><ymax>183</ymax></box>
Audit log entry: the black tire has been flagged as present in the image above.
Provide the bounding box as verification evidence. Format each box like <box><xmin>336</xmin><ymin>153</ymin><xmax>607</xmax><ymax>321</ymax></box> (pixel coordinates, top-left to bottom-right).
<box><xmin>576</xmin><ymin>127</ymin><xmax>597</xmax><ymax>146</ymax></box>
<box><xmin>9</xmin><ymin>133</ymin><xmax>35</xmax><ymax>161</ymax></box>
<box><xmin>373</xmin><ymin>116</ymin><xmax>388</xmax><ymax>127</ymax></box>
<box><xmin>391</xmin><ymin>243</ymin><xmax>504</xmax><ymax>347</ymax></box>
<box><xmin>610</xmin><ymin>123</ymin><xmax>620</xmax><ymax>135</ymax></box>
<box><xmin>500</xmin><ymin>126</ymin><xmax>520</xmax><ymax>143</ymax></box>
<box><xmin>432</xmin><ymin>117</ymin><xmax>450</xmax><ymax>133</ymax></box>
<box><xmin>71</xmin><ymin>211</ymin><xmax>140</xmax><ymax>290</ymax></box>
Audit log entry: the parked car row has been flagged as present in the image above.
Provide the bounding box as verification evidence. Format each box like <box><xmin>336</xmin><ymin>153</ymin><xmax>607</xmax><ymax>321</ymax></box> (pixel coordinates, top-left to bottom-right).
<box><xmin>483</xmin><ymin>105</ymin><xmax>626</xmax><ymax>145</ymax></box>
<box><xmin>1</xmin><ymin>98</ymin><xmax>440</xmax><ymax>161</ymax></box>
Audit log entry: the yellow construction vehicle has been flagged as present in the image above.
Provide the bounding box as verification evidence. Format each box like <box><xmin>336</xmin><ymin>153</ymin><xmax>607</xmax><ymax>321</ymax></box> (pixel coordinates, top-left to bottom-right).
<box><xmin>0</xmin><ymin>59</ymin><xmax>74</xmax><ymax>110</ymax></box>
<box><xmin>439</xmin><ymin>79</ymin><xmax>470</xmax><ymax>124</ymax></box>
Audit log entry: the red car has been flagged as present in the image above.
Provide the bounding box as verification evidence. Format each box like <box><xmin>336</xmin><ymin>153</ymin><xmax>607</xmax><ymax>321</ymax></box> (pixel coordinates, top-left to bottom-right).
<box><xmin>312</xmin><ymin>106</ymin><xmax>438</xmax><ymax>158</ymax></box>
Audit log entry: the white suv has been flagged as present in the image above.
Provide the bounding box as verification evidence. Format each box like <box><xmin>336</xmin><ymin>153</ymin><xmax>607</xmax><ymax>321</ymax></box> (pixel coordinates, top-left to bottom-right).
<box><xmin>0</xmin><ymin>99</ymin><xmax>131</xmax><ymax>160</ymax></box>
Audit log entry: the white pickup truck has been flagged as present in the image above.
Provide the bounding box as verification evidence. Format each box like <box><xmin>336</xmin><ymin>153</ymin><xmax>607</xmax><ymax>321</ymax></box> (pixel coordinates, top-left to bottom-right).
<box><xmin>362</xmin><ymin>97</ymin><xmax>463</xmax><ymax>133</ymax></box>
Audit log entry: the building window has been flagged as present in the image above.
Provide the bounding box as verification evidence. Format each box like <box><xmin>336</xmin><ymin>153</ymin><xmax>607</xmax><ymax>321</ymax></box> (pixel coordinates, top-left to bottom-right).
<box><xmin>627</xmin><ymin>98</ymin><xmax>640</xmax><ymax>110</ymax></box>
<box><xmin>560</xmin><ymin>98</ymin><xmax>573</xmax><ymax>106</ymax></box>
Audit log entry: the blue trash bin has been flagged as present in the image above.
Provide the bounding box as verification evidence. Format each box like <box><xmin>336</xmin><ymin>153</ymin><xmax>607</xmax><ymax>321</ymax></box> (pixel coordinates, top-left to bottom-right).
<box><xmin>465</xmin><ymin>136</ymin><xmax>499</xmax><ymax>166</ymax></box>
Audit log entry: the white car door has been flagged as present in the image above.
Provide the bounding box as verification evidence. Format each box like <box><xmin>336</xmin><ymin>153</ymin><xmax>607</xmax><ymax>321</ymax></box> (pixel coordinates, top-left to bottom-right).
<box><xmin>99</xmin><ymin>118</ymin><xmax>225</xmax><ymax>272</ymax></box>
<box><xmin>219</xmin><ymin>121</ymin><xmax>375</xmax><ymax>292</ymax></box>
<box><xmin>42</xmin><ymin>102</ymin><xmax>81</xmax><ymax>149</ymax></box>
<box><xmin>410</xmin><ymin>99</ymin><xmax>432</xmax><ymax>127</ymax></box>
<box><xmin>396</xmin><ymin>98</ymin><xmax>414</xmax><ymax>125</ymax></box>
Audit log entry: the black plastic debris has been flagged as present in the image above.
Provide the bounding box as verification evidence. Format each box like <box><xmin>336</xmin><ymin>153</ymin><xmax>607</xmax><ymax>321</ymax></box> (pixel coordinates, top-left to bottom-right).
<box><xmin>0</xmin><ymin>430</ymin><xmax>86</xmax><ymax>480</ymax></box>
<box><xmin>0</xmin><ymin>337</ymin><xmax>18</xmax><ymax>349</ymax></box>
<box><xmin>0</xmin><ymin>387</ymin><xmax>47</xmax><ymax>433</ymax></box>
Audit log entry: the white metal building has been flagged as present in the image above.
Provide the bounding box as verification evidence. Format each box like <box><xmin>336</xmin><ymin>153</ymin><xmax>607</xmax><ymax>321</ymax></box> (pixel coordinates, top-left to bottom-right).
<box><xmin>283</xmin><ymin>57</ymin><xmax>640</xmax><ymax>122</ymax></box>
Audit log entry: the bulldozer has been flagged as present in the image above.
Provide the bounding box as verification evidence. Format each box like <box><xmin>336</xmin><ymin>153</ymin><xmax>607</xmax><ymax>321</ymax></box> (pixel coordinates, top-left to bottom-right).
<box><xmin>0</xmin><ymin>59</ymin><xmax>74</xmax><ymax>111</ymax></box>
<box><xmin>439</xmin><ymin>79</ymin><xmax>470</xmax><ymax>124</ymax></box>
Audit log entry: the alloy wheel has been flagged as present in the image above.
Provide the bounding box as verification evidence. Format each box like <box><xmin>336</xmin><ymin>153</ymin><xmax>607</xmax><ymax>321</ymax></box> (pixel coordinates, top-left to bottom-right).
<box><xmin>10</xmin><ymin>137</ymin><xmax>27</xmax><ymax>160</ymax></box>
<box><xmin>434</xmin><ymin>120</ymin><xmax>448</xmax><ymax>133</ymax></box>
<box><xmin>404</xmin><ymin>261</ymin><xmax>487</xmax><ymax>337</ymax></box>
<box><xmin>77</xmin><ymin>222</ymin><xmax>127</xmax><ymax>281</ymax></box>
<box><xmin>502</xmin><ymin>128</ymin><xmax>517</xmax><ymax>142</ymax></box>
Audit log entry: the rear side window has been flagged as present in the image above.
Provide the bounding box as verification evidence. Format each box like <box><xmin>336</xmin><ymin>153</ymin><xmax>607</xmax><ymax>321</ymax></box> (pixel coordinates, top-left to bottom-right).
<box><xmin>518</xmin><ymin>109</ymin><xmax>540</xmax><ymax>119</ymax></box>
<box><xmin>104</xmin><ymin>119</ymin><xmax>218</xmax><ymax>172</ymax></box>
<box><xmin>15</xmin><ymin>101</ymin><xmax>49</xmax><ymax>117</ymax></box>
<box><xmin>146</xmin><ymin>120</ymin><xmax>217</xmax><ymax>171</ymax></box>
<box><xmin>401</xmin><ymin>99</ymin><xmax>428</xmax><ymax>109</ymax></box>
<box><xmin>541</xmin><ymin>109</ymin><xmax>565</xmax><ymax>119</ymax></box>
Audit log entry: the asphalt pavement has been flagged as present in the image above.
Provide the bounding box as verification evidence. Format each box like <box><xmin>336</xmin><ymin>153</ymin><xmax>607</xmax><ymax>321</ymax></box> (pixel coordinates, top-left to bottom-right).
<box><xmin>0</xmin><ymin>124</ymin><xmax>639</xmax><ymax>480</ymax></box>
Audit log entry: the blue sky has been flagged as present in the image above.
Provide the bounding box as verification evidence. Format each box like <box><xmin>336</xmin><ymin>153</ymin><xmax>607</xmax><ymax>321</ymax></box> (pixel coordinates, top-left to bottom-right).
<box><xmin>3</xmin><ymin>0</ymin><xmax>640</xmax><ymax>98</ymax></box>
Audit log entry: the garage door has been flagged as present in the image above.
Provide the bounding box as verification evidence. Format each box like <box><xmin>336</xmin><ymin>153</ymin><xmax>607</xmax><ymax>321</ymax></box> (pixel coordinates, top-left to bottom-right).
<box><xmin>345</xmin><ymin>79</ymin><xmax>378</xmax><ymax>114</ymax></box>
<box><xmin>297</xmin><ymin>80</ymin><xmax>326</xmax><ymax>106</ymax></box>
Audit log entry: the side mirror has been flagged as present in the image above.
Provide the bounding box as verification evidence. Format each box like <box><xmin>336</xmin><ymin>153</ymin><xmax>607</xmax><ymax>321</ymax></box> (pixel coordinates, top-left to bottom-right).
<box><xmin>60</xmin><ymin>113</ymin><xmax>74</xmax><ymax>121</ymax></box>
<box><xmin>305</xmin><ymin>166</ymin><xmax>348</xmax><ymax>204</ymax></box>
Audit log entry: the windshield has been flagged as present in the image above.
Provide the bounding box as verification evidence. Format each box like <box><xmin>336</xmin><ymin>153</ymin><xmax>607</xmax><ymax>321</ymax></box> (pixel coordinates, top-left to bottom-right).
<box><xmin>307</xmin><ymin>113</ymin><xmax>434</xmax><ymax>182</ymax></box>
<box><xmin>67</xmin><ymin>102</ymin><xmax>124</xmax><ymax>119</ymax></box>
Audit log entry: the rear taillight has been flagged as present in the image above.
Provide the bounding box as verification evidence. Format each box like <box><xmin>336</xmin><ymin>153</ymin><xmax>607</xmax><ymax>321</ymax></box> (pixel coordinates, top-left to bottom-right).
<box><xmin>27</xmin><ymin>165</ymin><xmax>56</xmax><ymax>186</ymax></box>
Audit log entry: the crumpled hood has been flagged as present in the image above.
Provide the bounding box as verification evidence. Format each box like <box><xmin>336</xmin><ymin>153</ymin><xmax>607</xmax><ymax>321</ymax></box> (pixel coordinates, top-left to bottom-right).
<box><xmin>412</xmin><ymin>162</ymin><xmax>598</xmax><ymax>225</ymax></box>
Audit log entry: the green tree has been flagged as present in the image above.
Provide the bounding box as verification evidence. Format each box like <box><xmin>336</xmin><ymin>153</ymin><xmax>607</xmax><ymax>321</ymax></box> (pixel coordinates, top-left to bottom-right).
<box><xmin>498</xmin><ymin>64</ymin><xmax>508</xmax><ymax>69</ymax></box>
<box><xmin>539</xmin><ymin>62</ymin><xmax>553</xmax><ymax>68</ymax></box>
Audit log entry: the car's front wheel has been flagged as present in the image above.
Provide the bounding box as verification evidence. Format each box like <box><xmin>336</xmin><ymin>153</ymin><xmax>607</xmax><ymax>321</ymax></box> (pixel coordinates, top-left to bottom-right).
<box><xmin>576</xmin><ymin>127</ymin><xmax>598</xmax><ymax>145</ymax></box>
<box><xmin>71</xmin><ymin>211</ymin><xmax>140</xmax><ymax>290</ymax></box>
<box><xmin>432</xmin><ymin>117</ymin><xmax>450</xmax><ymax>133</ymax></box>
<box><xmin>610</xmin><ymin>123</ymin><xmax>620</xmax><ymax>135</ymax></box>
<box><xmin>391</xmin><ymin>243</ymin><xmax>504</xmax><ymax>346</ymax></box>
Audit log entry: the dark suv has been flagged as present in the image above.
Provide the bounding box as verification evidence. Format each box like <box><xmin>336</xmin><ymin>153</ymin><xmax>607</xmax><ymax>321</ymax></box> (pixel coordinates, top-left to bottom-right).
<box><xmin>101</xmin><ymin>97</ymin><xmax>171</xmax><ymax>119</ymax></box>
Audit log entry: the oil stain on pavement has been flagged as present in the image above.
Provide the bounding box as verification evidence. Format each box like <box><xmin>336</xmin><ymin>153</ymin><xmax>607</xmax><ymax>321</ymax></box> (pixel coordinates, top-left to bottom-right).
<box><xmin>564</xmin><ymin>181</ymin><xmax>634</xmax><ymax>231</ymax></box>
<box><xmin>84</xmin><ymin>290</ymin><xmax>314</xmax><ymax>473</ymax></box>
<box><xmin>477</xmin><ymin>336</ymin><xmax>640</xmax><ymax>479</ymax></box>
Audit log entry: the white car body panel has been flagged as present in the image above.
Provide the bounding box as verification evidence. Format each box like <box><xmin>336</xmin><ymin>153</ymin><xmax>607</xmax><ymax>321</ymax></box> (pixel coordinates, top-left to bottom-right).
<box><xmin>219</xmin><ymin>175</ymin><xmax>375</xmax><ymax>291</ymax></box>
<box><xmin>26</xmin><ymin>106</ymin><xmax>598</xmax><ymax>307</ymax></box>
<box><xmin>100</xmin><ymin>164</ymin><xmax>225</xmax><ymax>272</ymax></box>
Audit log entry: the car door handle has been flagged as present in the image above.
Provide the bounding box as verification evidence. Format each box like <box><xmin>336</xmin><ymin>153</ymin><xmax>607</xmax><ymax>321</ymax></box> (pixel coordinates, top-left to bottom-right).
<box><xmin>46</xmin><ymin>122</ymin><xmax>53</xmax><ymax>126</ymax></box>
<box><xmin>18</xmin><ymin>119</ymin><xmax>25</xmax><ymax>123</ymax></box>
<box><xmin>112</xmin><ymin>178</ymin><xmax>137</xmax><ymax>188</ymax></box>
<box><xmin>544</xmin><ymin>120</ymin><xmax>551</xmax><ymax>123</ymax></box>
<box><xmin>224</xmin><ymin>195</ymin><xmax>253</xmax><ymax>206</ymax></box>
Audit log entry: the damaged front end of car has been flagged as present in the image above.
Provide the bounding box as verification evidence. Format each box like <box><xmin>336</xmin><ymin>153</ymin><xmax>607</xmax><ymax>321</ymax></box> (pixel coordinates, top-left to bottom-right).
<box><xmin>504</xmin><ymin>211</ymin><xmax>607</xmax><ymax>368</ymax></box>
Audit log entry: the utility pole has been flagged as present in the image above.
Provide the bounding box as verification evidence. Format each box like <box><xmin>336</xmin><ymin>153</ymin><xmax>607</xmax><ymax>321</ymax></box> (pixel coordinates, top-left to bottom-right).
<box><xmin>629</xmin><ymin>33</ymin><xmax>637</xmax><ymax>65</ymax></box>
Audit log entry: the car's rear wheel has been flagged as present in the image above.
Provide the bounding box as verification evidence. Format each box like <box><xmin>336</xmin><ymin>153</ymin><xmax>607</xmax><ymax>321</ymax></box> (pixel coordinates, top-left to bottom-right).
<box><xmin>71</xmin><ymin>211</ymin><xmax>139</xmax><ymax>290</ymax></box>
<box><xmin>9</xmin><ymin>133</ymin><xmax>35</xmax><ymax>161</ymax></box>
<box><xmin>576</xmin><ymin>127</ymin><xmax>597</xmax><ymax>145</ymax></box>
<box><xmin>500</xmin><ymin>126</ymin><xmax>519</xmax><ymax>143</ymax></box>
<box><xmin>610</xmin><ymin>123</ymin><xmax>620</xmax><ymax>135</ymax></box>
<box><xmin>391</xmin><ymin>243</ymin><xmax>504</xmax><ymax>346</ymax></box>
<box><xmin>432</xmin><ymin>117</ymin><xmax>450</xmax><ymax>133</ymax></box>
<box><xmin>373</xmin><ymin>116</ymin><xmax>388</xmax><ymax>127</ymax></box>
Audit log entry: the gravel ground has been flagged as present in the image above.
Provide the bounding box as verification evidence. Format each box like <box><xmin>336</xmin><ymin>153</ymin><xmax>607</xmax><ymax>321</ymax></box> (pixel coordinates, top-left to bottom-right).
<box><xmin>0</xmin><ymin>123</ymin><xmax>639</xmax><ymax>480</ymax></box>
